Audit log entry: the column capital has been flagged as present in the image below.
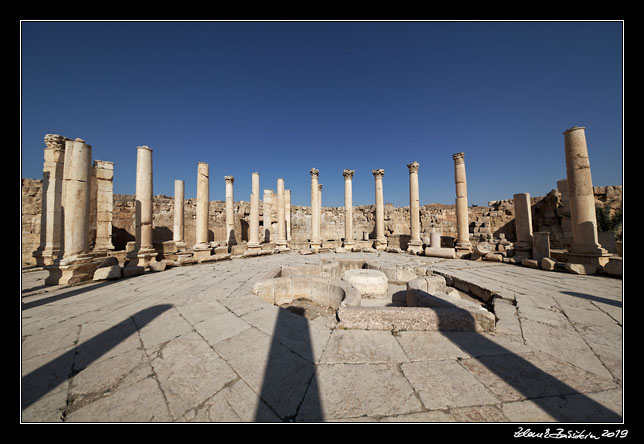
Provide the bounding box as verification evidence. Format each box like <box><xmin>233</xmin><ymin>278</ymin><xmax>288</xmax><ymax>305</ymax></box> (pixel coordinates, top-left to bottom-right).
<box><xmin>318</xmin><ymin>184</ymin><xmax>323</xmax><ymax>191</ymax></box>
<box><xmin>407</xmin><ymin>161</ymin><xmax>419</xmax><ymax>173</ymax></box>
<box><xmin>225</xmin><ymin>175</ymin><xmax>235</xmax><ymax>184</ymax></box>
<box><xmin>343</xmin><ymin>169</ymin><xmax>355</xmax><ymax>178</ymax></box>
<box><xmin>310</xmin><ymin>168</ymin><xmax>319</xmax><ymax>178</ymax></box>
<box><xmin>452</xmin><ymin>152</ymin><xmax>465</xmax><ymax>162</ymax></box>
<box><xmin>372</xmin><ymin>169</ymin><xmax>385</xmax><ymax>178</ymax></box>
<box><xmin>137</xmin><ymin>145</ymin><xmax>153</xmax><ymax>152</ymax></box>
<box><xmin>44</xmin><ymin>134</ymin><xmax>66</xmax><ymax>151</ymax></box>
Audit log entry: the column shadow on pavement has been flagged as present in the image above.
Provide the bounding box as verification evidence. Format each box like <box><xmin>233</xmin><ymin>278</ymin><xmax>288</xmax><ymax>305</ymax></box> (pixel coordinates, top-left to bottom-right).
<box><xmin>21</xmin><ymin>304</ymin><xmax>174</xmax><ymax>414</ymax></box>
<box><xmin>254</xmin><ymin>306</ymin><xmax>323</xmax><ymax>422</ymax></box>
<box><xmin>433</xmin><ymin>296</ymin><xmax>622</xmax><ymax>423</ymax></box>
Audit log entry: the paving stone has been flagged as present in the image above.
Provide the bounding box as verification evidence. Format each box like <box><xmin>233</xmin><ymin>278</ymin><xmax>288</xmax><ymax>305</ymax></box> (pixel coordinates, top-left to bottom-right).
<box><xmin>320</xmin><ymin>329</ymin><xmax>409</xmax><ymax>364</ymax></box>
<box><xmin>401</xmin><ymin>360</ymin><xmax>499</xmax><ymax>410</ymax></box>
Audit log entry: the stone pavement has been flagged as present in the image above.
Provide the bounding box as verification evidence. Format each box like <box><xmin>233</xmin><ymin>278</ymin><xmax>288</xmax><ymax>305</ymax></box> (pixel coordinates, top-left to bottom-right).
<box><xmin>21</xmin><ymin>252</ymin><xmax>623</xmax><ymax>423</ymax></box>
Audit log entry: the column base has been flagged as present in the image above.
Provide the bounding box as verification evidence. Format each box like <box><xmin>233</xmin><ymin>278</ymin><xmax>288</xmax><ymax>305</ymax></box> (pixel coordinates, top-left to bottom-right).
<box><xmin>564</xmin><ymin>251</ymin><xmax>612</xmax><ymax>268</ymax></box>
<box><xmin>407</xmin><ymin>240</ymin><xmax>423</xmax><ymax>255</ymax></box>
<box><xmin>373</xmin><ymin>238</ymin><xmax>388</xmax><ymax>251</ymax></box>
<box><xmin>45</xmin><ymin>256</ymin><xmax>98</xmax><ymax>286</ymax></box>
<box><xmin>126</xmin><ymin>248</ymin><xmax>158</xmax><ymax>269</ymax></box>
<box><xmin>276</xmin><ymin>239</ymin><xmax>289</xmax><ymax>250</ymax></box>
<box><xmin>342</xmin><ymin>240</ymin><xmax>355</xmax><ymax>249</ymax></box>
<box><xmin>309</xmin><ymin>240</ymin><xmax>322</xmax><ymax>251</ymax></box>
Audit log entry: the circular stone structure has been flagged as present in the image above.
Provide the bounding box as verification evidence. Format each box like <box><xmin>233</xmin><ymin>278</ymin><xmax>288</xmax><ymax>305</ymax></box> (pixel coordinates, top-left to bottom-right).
<box><xmin>341</xmin><ymin>269</ymin><xmax>388</xmax><ymax>299</ymax></box>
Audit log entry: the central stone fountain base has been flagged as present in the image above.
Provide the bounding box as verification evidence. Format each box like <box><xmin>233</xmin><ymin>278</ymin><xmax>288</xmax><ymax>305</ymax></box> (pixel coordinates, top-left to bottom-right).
<box><xmin>340</xmin><ymin>269</ymin><xmax>388</xmax><ymax>299</ymax></box>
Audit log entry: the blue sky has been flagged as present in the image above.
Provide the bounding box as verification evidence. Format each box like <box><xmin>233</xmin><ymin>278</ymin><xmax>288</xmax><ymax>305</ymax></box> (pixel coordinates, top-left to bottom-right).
<box><xmin>20</xmin><ymin>21</ymin><xmax>623</xmax><ymax>207</ymax></box>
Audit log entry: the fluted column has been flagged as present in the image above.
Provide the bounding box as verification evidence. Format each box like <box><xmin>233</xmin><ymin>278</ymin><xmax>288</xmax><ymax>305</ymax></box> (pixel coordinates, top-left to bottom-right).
<box><xmin>173</xmin><ymin>179</ymin><xmax>186</xmax><ymax>250</ymax></box>
<box><xmin>310</xmin><ymin>168</ymin><xmax>321</xmax><ymax>249</ymax></box>
<box><xmin>407</xmin><ymin>161</ymin><xmax>422</xmax><ymax>254</ymax></box>
<box><xmin>225</xmin><ymin>176</ymin><xmax>235</xmax><ymax>246</ymax></box>
<box><xmin>276</xmin><ymin>178</ymin><xmax>287</xmax><ymax>248</ymax></box>
<box><xmin>453</xmin><ymin>152</ymin><xmax>472</xmax><ymax>253</ymax></box>
<box><xmin>248</xmin><ymin>172</ymin><xmax>261</xmax><ymax>249</ymax></box>
<box><xmin>343</xmin><ymin>169</ymin><xmax>355</xmax><ymax>248</ymax></box>
<box><xmin>372</xmin><ymin>169</ymin><xmax>387</xmax><ymax>250</ymax></box>
<box><xmin>563</xmin><ymin>126</ymin><xmax>608</xmax><ymax>264</ymax></box>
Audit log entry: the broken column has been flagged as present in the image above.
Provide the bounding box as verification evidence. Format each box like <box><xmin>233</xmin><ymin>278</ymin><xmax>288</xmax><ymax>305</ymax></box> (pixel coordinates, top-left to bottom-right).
<box><xmin>34</xmin><ymin>134</ymin><xmax>66</xmax><ymax>265</ymax></box>
<box><xmin>225</xmin><ymin>176</ymin><xmax>235</xmax><ymax>246</ymax></box>
<box><xmin>372</xmin><ymin>169</ymin><xmax>387</xmax><ymax>250</ymax></box>
<box><xmin>563</xmin><ymin>126</ymin><xmax>609</xmax><ymax>266</ymax></box>
<box><xmin>193</xmin><ymin>162</ymin><xmax>213</xmax><ymax>262</ymax></box>
<box><xmin>513</xmin><ymin>192</ymin><xmax>533</xmax><ymax>257</ymax></box>
<box><xmin>310</xmin><ymin>168</ymin><xmax>321</xmax><ymax>250</ymax></box>
<box><xmin>453</xmin><ymin>152</ymin><xmax>472</xmax><ymax>255</ymax></box>
<box><xmin>45</xmin><ymin>138</ymin><xmax>97</xmax><ymax>284</ymax></box>
<box><xmin>93</xmin><ymin>160</ymin><xmax>115</xmax><ymax>252</ymax></box>
<box><xmin>276</xmin><ymin>178</ymin><xmax>288</xmax><ymax>249</ymax></box>
<box><xmin>247</xmin><ymin>172</ymin><xmax>261</xmax><ymax>250</ymax></box>
<box><xmin>407</xmin><ymin>161</ymin><xmax>423</xmax><ymax>254</ymax></box>
<box><xmin>343</xmin><ymin>169</ymin><xmax>355</xmax><ymax>249</ymax></box>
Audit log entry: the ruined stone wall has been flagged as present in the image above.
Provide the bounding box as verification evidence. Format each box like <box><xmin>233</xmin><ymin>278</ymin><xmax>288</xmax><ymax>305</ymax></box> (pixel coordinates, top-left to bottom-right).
<box><xmin>21</xmin><ymin>180</ymin><xmax>623</xmax><ymax>265</ymax></box>
<box><xmin>22</xmin><ymin>179</ymin><xmax>43</xmax><ymax>266</ymax></box>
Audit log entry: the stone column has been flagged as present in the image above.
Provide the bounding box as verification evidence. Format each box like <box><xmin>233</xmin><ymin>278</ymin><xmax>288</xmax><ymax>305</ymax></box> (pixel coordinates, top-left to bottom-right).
<box><xmin>46</xmin><ymin>138</ymin><xmax>96</xmax><ymax>285</ymax></box>
<box><xmin>193</xmin><ymin>162</ymin><xmax>213</xmax><ymax>261</ymax></box>
<box><xmin>93</xmin><ymin>160</ymin><xmax>115</xmax><ymax>252</ymax></box>
<box><xmin>125</xmin><ymin>145</ymin><xmax>158</xmax><ymax>269</ymax></box>
<box><xmin>263</xmin><ymin>189</ymin><xmax>273</xmax><ymax>243</ymax></box>
<box><xmin>513</xmin><ymin>192</ymin><xmax>533</xmax><ymax>255</ymax></box>
<box><xmin>309</xmin><ymin>168</ymin><xmax>321</xmax><ymax>249</ymax></box>
<box><xmin>285</xmin><ymin>189</ymin><xmax>292</xmax><ymax>241</ymax></box>
<box><xmin>318</xmin><ymin>184</ymin><xmax>323</xmax><ymax>242</ymax></box>
<box><xmin>248</xmin><ymin>172</ymin><xmax>261</xmax><ymax>249</ymax></box>
<box><xmin>173</xmin><ymin>179</ymin><xmax>186</xmax><ymax>250</ymax></box>
<box><xmin>276</xmin><ymin>178</ymin><xmax>287</xmax><ymax>249</ymax></box>
<box><xmin>35</xmin><ymin>134</ymin><xmax>66</xmax><ymax>265</ymax></box>
<box><xmin>372</xmin><ymin>169</ymin><xmax>387</xmax><ymax>250</ymax></box>
<box><xmin>453</xmin><ymin>152</ymin><xmax>472</xmax><ymax>254</ymax></box>
<box><xmin>343</xmin><ymin>169</ymin><xmax>355</xmax><ymax>248</ymax></box>
<box><xmin>62</xmin><ymin>138</ymin><xmax>93</xmax><ymax>263</ymax></box>
<box><xmin>407</xmin><ymin>161</ymin><xmax>423</xmax><ymax>254</ymax></box>
<box><xmin>563</xmin><ymin>126</ymin><xmax>609</xmax><ymax>265</ymax></box>
<box><xmin>225</xmin><ymin>176</ymin><xmax>235</xmax><ymax>246</ymax></box>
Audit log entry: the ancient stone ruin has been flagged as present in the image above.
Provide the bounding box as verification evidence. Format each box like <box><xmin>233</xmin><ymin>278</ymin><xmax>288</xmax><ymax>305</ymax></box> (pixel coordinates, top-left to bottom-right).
<box><xmin>22</xmin><ymin>126</ymin><xmax>622</xmax><ymax>293</ymax></box>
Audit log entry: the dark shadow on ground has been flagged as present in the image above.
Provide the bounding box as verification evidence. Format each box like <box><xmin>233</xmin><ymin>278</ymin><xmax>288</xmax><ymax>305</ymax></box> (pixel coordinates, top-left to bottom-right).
<box><xmin>560</xmin><ymin>291</ymin><xmax>622</xmax><ymax>308</ymax></box>
<box><xmin>22</xmin><ymin>280</ymin><xmax>119</xmax><ymax>310</ymax></box>
<box><xmin>21</xmin><ymin>304</ymin><xmax>173</xmax><ymax>413</ymax></box>
<box><xmin>430</xmin><ymin>293</ymin><xmax>622</xmax><ymax>423</ymax></box>
<box><xmin>255</xmin><ymin>307</ymin><xmax>323</xmax><ymax>422</ymax></box>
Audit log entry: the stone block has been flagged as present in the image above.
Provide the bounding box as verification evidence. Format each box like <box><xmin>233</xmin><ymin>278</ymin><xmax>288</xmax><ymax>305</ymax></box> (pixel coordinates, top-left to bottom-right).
<box><xmin>122</xmin><ymin>265</ymin><xmax>145</xmax><ymax>278</ymax></box>
<box><xmin>341</xmin><ymin>269</ymin><xmax>388</xmax><ymax>299</ymax></box>
<box><xmin>541</xmin><ymin>257</ymin><xmax>557</xmax><ymax>271</ymax></box>
<box><xmin>149</xmin><ymin>260</ymin><xmax>167</xmax><ymax>272</ymax></box>
<box><xmin>564</xmin><ymin>263</ymin><xmax>598</xmax><ymax>275</ymax></box>
<box><xmin>521</xmin><ymin>259</ymin><xmax>539</xmax><ymax>269</ymax></box>
<box><xmin>93</xmin><ymin>265</ymin><xmax>121</xmax><ymax>281</ymax></box>
<box><xmin>603</xmin><ymin>258</ymin><xmax>622</xmax><ymax>278</ymax></box>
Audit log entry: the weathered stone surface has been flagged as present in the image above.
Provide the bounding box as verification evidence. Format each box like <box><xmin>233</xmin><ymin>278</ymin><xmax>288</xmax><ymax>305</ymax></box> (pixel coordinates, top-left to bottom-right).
<box><xmin>341</xmin><ymin>269</ymin><xmax>388</xmax><ymax>299</ymax></box>
<box><xmin>564</xmin><ymin>263</ymin><xmax>598</xmax><ymax>275</ymax></box>
<box><xmin>92</xmin><ymin>265</ymin><xmax>121</xmax><ymax>280</ymax></box>
<box><xmin>541</xmin><ymin>257</ymin><xmax>557</xmax><ymax>271</ymax></box>
<box><xmin>603</xmin><ymin>258</ymin><xmax>622</xmax><ymax>277</ymax></box>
